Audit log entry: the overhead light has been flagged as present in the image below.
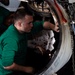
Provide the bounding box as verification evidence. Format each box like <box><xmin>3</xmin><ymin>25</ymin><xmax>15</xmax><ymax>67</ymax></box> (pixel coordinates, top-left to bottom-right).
<box><xmin>19</xmin><ymin>0</ymin><xmax>28</xmax><ymax>2</ymax></box>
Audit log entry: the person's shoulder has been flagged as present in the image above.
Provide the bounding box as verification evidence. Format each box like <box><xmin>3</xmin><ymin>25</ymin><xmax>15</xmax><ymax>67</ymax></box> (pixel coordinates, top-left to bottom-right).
<box><xmin>0</xmin><ymin>25</ymin><xmax>15</xmax><ymax>38</ymax></box>
<box><xmin>33</xmin><ymin>21</ymin><xmax>44</xmax><ymax>25</ymax></box>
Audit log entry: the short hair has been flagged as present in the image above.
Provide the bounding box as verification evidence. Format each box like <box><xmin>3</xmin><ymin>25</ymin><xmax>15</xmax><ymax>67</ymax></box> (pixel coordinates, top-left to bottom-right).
<box><xmin>14</xmin><ymin>8</ymin><xmax>33</xmax><ymax>23</ymax></box>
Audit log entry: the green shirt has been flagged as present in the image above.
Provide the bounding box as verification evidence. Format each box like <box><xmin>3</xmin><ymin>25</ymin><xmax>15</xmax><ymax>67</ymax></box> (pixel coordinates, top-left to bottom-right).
<box><xmin>0</xmin><ymin>21</ymin><xmax>44</xmax><ymax>75</ymax></box>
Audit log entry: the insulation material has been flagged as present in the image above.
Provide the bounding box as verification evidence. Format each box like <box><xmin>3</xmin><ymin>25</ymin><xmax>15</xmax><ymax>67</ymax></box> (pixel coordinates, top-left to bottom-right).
<box><xmin>28</xmin><ymin>30</ymin><xmax>55</xmax><ymax>51</ymax></box>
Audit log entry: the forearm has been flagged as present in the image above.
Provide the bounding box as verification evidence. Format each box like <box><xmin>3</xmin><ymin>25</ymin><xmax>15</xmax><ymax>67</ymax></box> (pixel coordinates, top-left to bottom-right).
<box><xmin>43</xmin><ymin>21</ymin><xmax>59</xmax><ymax>32</ymax></box>
<box><xmin>43</xmin><ymin>22</ymin><xmax>55</xmax><ymax>30</ymax></box>
<box><xmin>4</xmin><ymin>63</ymin><xmax>34</xmax><ymax>73</ymax></box>
<box><xmin>7</xmin><ymin>63</ymin><xmax>25</xmax><ymax>71</ymax></box>
<box><xmin>8</xmin><ymin>63</ymin><xmax>26</xmax><ymax>72</ymax></box>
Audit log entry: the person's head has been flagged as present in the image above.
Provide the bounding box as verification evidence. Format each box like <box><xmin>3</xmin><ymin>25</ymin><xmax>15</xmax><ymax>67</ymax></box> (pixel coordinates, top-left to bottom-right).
<box><xmin>0</xmin><ymin>0</ymin><xmax>9</xmax><ymax>6</ymax></box>
<box><xmin>14</xmin><ymin>8</ymin><xmax>33</xmax><ymax>33</ymax></box>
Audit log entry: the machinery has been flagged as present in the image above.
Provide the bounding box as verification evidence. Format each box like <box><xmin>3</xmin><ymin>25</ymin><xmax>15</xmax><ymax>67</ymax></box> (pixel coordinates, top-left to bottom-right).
<box><xmin>26</xmin><ymin>0</ymin><xmax>73</xmax><ymax>75</ymax></box>
<box><xmin>0</xmin><ymin>0</ymin><xmax>74</xmax><ymax>75</ymax></box>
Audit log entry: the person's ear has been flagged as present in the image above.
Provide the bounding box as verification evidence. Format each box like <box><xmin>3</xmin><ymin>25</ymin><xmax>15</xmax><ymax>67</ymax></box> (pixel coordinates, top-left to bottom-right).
<box><xmin>18</xmin><ymin>20</ymin><xmax>22</xmax><ymax>27</ymax></box>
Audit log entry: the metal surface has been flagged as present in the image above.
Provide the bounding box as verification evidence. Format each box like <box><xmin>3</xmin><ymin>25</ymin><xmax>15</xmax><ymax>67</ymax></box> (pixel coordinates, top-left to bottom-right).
<box><xmin>0</xmin><ymin>0</ymin><xmax>21</xmax><ymax>11</ymax></box>
<box><xmin>27</xmin><ymin>0</ymin><xmax>73</xmax><ymax>75</ymax></box>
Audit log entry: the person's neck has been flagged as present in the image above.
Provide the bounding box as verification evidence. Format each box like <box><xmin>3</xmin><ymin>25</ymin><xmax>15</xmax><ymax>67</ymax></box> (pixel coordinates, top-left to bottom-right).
<box><xmin>14</xmin><ymin>24</ymin><xmax>24</xmax><ymax>34</ymax></box>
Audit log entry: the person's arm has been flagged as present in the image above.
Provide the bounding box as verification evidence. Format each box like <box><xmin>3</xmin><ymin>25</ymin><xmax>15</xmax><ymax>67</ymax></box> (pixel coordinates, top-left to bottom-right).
<box><xmin>2</xmin><ymin>38</ymin><xmax>18</xmax><ymax>67</ymax></box>
<box><xmin>43</xmin><ymin>21</ymin><xmax>59</xmax><ymax>32</ymax></box>
<box><xmin>4</xmin><ymin>63</ymin><xmax>34</xmax><ymax>74</ymax></box>
<box><xmin>0</xmin><ymin>0</ymin><xmax>9</xmax><ymax>6</ymax></box>
<box><xmin>31</xmin><ymin>21</ymin><xmax>59</xmax><ymax>34</ymax></box>
<box><xmin>2</xmin><ymin>38</ymin><xmax>34</xmax><ymax>74</ymax></box>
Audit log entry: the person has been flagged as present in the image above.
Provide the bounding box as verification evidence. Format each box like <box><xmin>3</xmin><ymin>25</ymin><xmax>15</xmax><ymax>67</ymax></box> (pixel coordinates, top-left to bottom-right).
<box><xmin>0</xmin><ymin>8</ymin><xmax>59</xmax><ymax>75</ymax></box>
<box><xmin>0</xmin><ymin>0</ymin><xmax>10</xmax><ymax>35</ymax></box>
<box><xmin>0</xmin><ymin>0</ymin><xmax>9</xmax><ymax>6</ymax></box>
<box><xmin>0</xmin><ymin>0</ymin><xmax>21</xmax><ymax>35</ymax></box>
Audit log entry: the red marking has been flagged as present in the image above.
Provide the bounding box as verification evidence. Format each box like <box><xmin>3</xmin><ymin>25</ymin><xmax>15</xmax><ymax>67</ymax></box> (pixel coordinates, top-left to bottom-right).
<box><xmin>54</xmin><ymin>0</ymin><xmax>67</xmax><ymax>23</ymax></box>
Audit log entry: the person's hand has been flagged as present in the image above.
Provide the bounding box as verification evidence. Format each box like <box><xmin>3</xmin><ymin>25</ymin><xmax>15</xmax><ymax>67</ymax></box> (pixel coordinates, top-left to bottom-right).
<box><xmin>54</xmin><ymin>22</ymin><xmax>59</xmax><ymax>32</ymax></box>
<box><xmin>36</xmin><ymin>46</ymin><xmax>45</xmax><ymax>55</ymax></box>
<box><xmin>4</xmin><ymin>63</ymin><xmax>34</xmax><ymax>74</ymax></box>
<box><xmin>24</xmin><ymin>67</ymin><xmax>34</xmax><ymax>74</ymax></box>
<box><xmin>4</xmin><ymin>63</ymin><xmax>20</xmax><ymax>70</ymax></box>
<box><xmin>43</xmin><ymin>21</ymin><xmax>59</xmax><ymax>32</ymax></box>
